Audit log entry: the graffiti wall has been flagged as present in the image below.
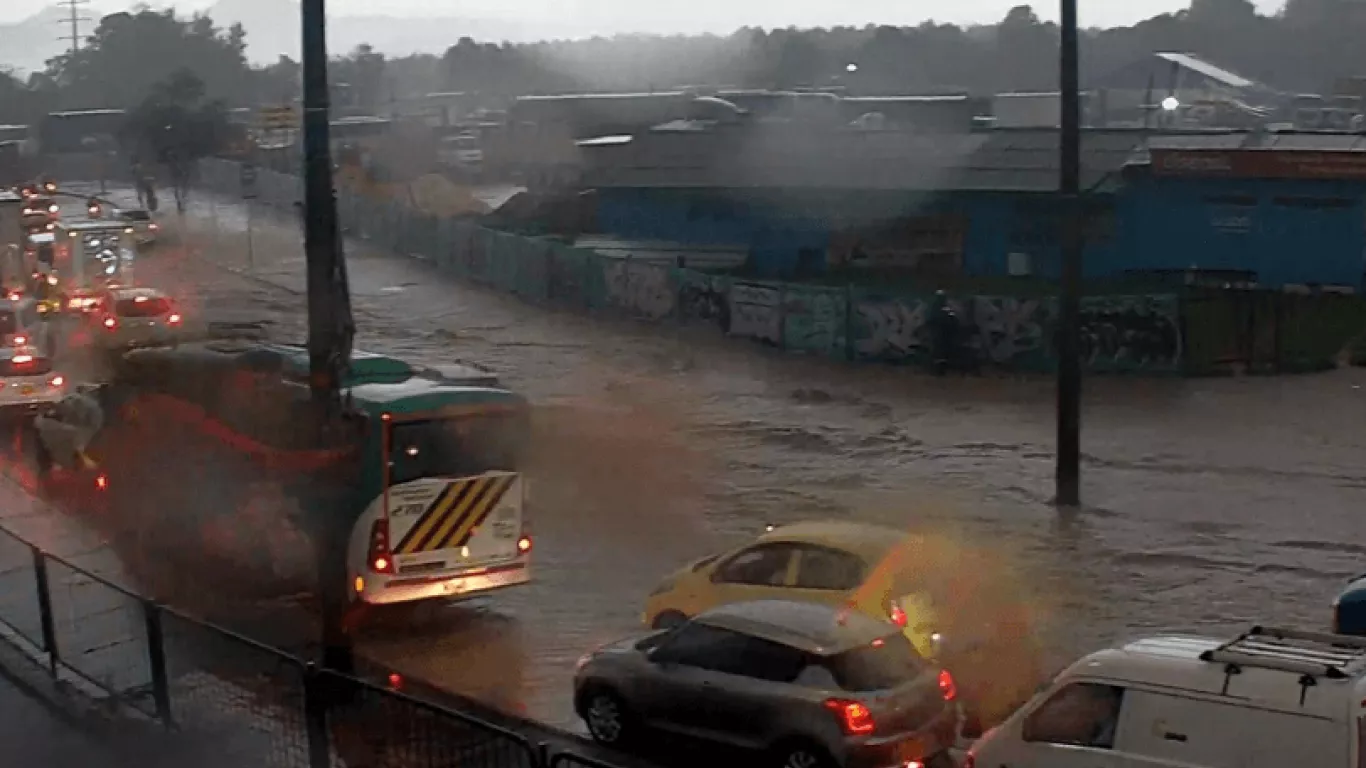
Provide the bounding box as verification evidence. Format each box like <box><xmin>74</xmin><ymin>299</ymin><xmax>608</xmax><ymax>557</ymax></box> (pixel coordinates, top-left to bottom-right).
<box><xmin>1079</xmin><ymin>295</ymin><xmax>1182</xmax><ymax>373</ymax></box>
<box><xmin>729</xmin><ymin>282</ymin><xmax>783</xmax><ymax>345</ymax></box>
<box><xmin>783</xmin><ymin>286</ymin><xmax>847</xmax><ymax>358</ymax></box>
<box><xmin>193</xmin><ymin>158</ymin><xmax>1228</xmax><ymax>376</ymax></box>
<box><xmin>602</xmin><ymin>259</ymin><xmax>675</xmax><ymax>320</ymax></box>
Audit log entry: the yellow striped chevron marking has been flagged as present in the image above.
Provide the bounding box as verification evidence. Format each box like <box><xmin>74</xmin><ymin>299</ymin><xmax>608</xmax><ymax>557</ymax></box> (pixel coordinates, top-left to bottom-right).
<box><xmin>391</xmin><ymin>475</ymin><xmax>515</xmax><ymax>555</ymax></box>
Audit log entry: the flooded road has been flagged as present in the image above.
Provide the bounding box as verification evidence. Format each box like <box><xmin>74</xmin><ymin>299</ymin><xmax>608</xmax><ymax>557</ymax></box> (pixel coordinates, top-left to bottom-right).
<box><xmin>65</xmin><ymin>185</ymin><xmax>1366</xmax><ymax>730</ymax></box>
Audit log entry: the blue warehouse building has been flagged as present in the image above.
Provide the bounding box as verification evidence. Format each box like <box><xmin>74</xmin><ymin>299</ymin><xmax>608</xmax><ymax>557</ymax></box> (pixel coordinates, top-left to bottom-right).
<box><xmin>578</xmin><ymin>123</ymin><xmax>1366</xmax><ymax>291</ymax></box>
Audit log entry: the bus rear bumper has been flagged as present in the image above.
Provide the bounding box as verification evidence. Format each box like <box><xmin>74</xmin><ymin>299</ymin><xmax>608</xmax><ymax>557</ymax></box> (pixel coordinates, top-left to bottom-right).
<box><xmin>355</xmin><ymin>561</ymin><xmax>531</xmax><ymax>605</ymax></box>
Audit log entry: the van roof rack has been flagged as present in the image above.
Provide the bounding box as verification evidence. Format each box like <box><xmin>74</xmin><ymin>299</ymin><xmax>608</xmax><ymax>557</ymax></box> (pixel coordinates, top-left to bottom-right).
<box><xmin>1199</xmin><ymin>625</ymin><xmax>1366</xmax><ymax>680</ymax></box>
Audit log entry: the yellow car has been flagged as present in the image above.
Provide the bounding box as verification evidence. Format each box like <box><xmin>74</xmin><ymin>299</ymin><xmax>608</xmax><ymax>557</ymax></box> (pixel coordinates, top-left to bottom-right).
<box><xmin>643</xmin><ymin>520</ymin><xmax>945</xmax><ymax>657</ymax></box>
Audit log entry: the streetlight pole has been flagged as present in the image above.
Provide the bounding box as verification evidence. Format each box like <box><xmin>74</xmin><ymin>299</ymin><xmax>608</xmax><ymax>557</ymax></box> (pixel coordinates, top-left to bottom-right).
<box><xmin>1055</xmin><ymin>0</ymin><xmax>1083</xmax><ymax>507</ymax></box>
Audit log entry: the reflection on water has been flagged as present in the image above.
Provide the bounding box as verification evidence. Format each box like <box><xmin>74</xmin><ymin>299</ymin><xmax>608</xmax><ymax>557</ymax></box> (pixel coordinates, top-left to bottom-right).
<box><xmin>60</xmin><ymin>186</ymin><xmax>1366</xmax><ymax>731</ymax></box>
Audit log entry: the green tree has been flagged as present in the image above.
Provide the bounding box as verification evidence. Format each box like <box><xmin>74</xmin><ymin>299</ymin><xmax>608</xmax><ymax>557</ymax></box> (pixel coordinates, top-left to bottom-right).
<box><xmin>121</xmin><ymin>69</ymin><xmax>232</xmax><ymax>211</ymax></box>
<box><xmin>45</xmin><ymin>9</ymin><xmax>251</xmax><ymax>110</ymax></box>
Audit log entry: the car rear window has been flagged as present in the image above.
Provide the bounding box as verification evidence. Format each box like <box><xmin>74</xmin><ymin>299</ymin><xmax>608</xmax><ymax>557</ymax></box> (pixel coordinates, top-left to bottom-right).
<box><xmin>115</xmin><ymin>297</ymin><xmax>171</xmax><ymax>317</ymax></box>
<box><xmin>120</xmin><ymin>210</ymin><xmax>151</xmax><ymax>221</ymax></box>
<box><xmin>825</xmin><ymin>633</ymin><xmax>927</xmax><ymax>691</ymax></box>
<box><xmin>0</xmin><ymin>356</ymin><xmax>53</xmax><ymax>376</ymax></box>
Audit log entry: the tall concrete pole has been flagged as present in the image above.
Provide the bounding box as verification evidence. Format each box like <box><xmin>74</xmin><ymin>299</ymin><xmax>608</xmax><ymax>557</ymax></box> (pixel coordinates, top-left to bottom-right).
<box><xmin>1055</xmin><ymin>0</ymin><xmax>1083</xmax><ymax>507</ymax></box>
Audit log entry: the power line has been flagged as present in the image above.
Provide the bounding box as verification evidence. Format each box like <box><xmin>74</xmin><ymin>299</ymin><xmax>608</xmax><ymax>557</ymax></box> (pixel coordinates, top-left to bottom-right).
<box><xmin>55</xmin><ymin>0</ymin><xmax>92</xmax><ymax>56</ymax></box>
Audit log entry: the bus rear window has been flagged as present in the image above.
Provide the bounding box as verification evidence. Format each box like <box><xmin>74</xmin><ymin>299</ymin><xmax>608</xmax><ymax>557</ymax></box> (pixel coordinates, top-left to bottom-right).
<box><xmin>389</xmin><ymin>410</ymin><xmax>529</xmax><ymax>486</ymax></box>
<box><xmin>116</xmin><ymin>298</ymin><xmax>171</xmax><ymax>317</ymax></box>
<box><xmin>825</xmin><ymin>634</ymin><xmax>927</xmax><ymax>691</ymax></box>
<box><xmin>0</xmin><ymin>356</ymin><xmax>53</xmax><ymax>376</ymax></box>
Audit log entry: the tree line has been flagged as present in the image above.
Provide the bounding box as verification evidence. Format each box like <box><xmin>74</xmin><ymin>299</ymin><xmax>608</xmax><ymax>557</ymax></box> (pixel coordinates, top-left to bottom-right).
<box><xmin>1</xmin><ymin>0</ymin><xmax>1364</xmax><ymax>124</ymax></box>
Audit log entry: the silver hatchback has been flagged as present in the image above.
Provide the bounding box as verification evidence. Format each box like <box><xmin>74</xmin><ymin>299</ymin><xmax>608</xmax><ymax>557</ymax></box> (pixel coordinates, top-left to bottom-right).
<box><xmin>574</xmin><ymin>600</ymin><xmax>960</xmax><ymax>768</ymax></box>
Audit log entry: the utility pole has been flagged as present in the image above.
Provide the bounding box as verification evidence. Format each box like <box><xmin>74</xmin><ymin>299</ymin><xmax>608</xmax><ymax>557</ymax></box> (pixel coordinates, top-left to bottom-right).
<box><xmin>55</xmin><ymin>0</ymin><xmax>92</xmax><ymax>55</ymax></box>
<box><xmin>300</xmin><ymin>0</ymin><xmax>357</xmax><ymax>674</ymax></box>
<box><xmin>1055</xmin><ymin>0</ymin><xmax>1083</xmax><ymax>508</ymax></box>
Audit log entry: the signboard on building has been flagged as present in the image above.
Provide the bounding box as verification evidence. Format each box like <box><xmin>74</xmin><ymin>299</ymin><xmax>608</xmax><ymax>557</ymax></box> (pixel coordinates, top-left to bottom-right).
<box><xmin>257</xmin><ymin>105</ymin><xmax>297</xmax><ymax>130</ymax></box>
<box><xmin>1151</xmin><ymin>149</ymin><xmax>1366</xmax><ymax>180</ymax></box>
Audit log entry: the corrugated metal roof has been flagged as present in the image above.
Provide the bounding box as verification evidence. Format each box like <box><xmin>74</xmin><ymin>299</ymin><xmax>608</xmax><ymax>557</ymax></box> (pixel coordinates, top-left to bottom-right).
<box><xmin>1260</xmin><ymin>133</ymin><xmax>1366</xmax><ymax>151</ymax></box>
<box><xmin>1154</xmin><ymin>52</ymin><xmax>1254</xmax><ymax>89</ymax></box>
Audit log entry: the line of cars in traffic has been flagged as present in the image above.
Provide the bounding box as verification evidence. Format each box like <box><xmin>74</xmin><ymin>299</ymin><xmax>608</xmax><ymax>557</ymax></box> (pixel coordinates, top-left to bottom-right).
<box><xmin>574</xmin><ymin>521</ymin><xmax>1366</xmax><ymax>768</ymax></box>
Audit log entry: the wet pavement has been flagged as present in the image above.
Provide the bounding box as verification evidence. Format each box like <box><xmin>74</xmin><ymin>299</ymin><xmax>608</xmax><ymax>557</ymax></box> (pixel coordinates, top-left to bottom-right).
<box><xmin>52</xmin><ymin>184</ymin><xmax>1366</xmax><ymax>733</ymax></box>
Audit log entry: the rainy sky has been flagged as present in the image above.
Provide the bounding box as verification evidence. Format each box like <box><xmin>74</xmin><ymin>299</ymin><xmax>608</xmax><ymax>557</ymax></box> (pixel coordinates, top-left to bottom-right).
<box><xmin>1</xmin><ymin>0</ymin><xmax>1288</xmax><ymax>31</ymax></box>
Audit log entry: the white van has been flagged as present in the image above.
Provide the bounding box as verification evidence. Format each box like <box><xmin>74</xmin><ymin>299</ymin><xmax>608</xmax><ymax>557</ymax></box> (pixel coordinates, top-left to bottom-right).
<box><xmin>966</xmin><ymin>625</ymin><xmax>1366</xmax><ymax>768</ymax></box>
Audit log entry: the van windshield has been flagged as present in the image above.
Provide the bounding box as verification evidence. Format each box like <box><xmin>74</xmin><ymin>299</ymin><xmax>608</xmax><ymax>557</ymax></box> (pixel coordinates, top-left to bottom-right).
<box><xmin>825</xmin><ymin>634</ymin><xmax>927</xmax><ymax>691</ymax></box>
<box><xmin>388</xmin><ymin>410</ymin><xmax>528</xmax><ymax>486</ymax></box>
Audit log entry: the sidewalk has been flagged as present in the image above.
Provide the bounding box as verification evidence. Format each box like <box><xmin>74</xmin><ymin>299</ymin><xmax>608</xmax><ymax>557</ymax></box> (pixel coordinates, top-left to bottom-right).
<box><xmin>0</xmin><ymin>670</ymin><xmax>132</xmax><ymax>766</ymax></box>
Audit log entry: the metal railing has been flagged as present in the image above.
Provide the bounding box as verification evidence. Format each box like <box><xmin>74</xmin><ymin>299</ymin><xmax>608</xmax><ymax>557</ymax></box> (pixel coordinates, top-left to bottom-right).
<box><xmin>0</xmin><ymin>524</ymin><xmax>621</xmax><ymax>768</ymax></box>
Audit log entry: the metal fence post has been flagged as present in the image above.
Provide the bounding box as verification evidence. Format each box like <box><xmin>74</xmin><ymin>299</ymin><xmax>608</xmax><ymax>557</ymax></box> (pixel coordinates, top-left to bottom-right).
<box><xmin>141</xmin><ymin>600</ymin><xmax>173</xmax><ymax>725</ymax></box>
<box><xmin>31</xmin><ymin>547</ymin><xmax>58</xmax><ymax>676</ymax></box>
<box><xmin>302</xmin><ymin>663</ymin><xmax>331</xmax><ymax>768</ymax></box>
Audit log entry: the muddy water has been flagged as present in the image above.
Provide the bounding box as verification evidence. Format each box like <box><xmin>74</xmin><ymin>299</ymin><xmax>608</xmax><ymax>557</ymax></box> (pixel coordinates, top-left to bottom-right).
<box><xmin>69</xmin><ymin>185</ymin><xmax>1366</xmax><ymax>730</ymax></box>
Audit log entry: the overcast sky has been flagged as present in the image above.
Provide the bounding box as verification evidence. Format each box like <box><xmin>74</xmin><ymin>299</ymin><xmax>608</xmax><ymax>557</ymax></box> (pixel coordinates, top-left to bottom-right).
<box><xmin>1</xmin><ymin>0</ymin><xmax>1287</xmax><ymax>32</ymax></box>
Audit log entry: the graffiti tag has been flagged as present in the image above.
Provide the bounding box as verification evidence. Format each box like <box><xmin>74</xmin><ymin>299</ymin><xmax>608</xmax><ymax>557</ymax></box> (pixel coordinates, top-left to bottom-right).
<box><xmin>602</xmin><ymin>260</ymin><xmax>675</xmax><ymax>320</ymax></box>
<box><xmin>729</xmin><ymin>283</ymin><xmax>782</xmax><ymax>345</ymax></box>
<box><xmin>783</xmin><ymin>288</ymin><xmax>846</xmax><ymax>356</ymax></box>
<box><xmin>855</xmin><ymin>298</ymin><xmax>930</xmax><ymax>361</ymax></box>
<box><xmin>1079</xmin><ymin>296</ymin><xmax>1182</xmax><ymax>371</ymax></box>
<box><xmin>969</xmin><ymin>296</ymin><xmax>1048</xmax><ymax>364</ymax></box>
<box><xmin>678</xmin><ymin>276</ymin><xmax>730</xmax><ymax>331</ymax></box>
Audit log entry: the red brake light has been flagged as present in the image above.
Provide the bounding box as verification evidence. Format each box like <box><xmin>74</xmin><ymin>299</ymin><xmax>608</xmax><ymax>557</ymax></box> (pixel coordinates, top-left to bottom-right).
<box><xmin>889</xmin><ymin>603</ymin><xmax>907</xmax><ymax>627</ymax></box>
<box><xmin>95</xmin><ymin>474</ymin><xmax>108</xmax><ymax>491</ymax></box>
<box><xmin>11</xmin><ymin>336</ymin><xmax>24</xmax><ymax>346</ymax></box>
<box><xmin>167</xmin><ymin>313</ymin><xmax>182</xmax><ymax>325</ymax></box>
<box><xmin>938</xmin><ymin>669</ymin><xmax>957</xmax><ymax>701</ymax></box>
<box><xmin>823</xmin><ymin>698</ymin><xmax>874</xmax><ymax>735</ymax></box>
<box><xmin>517</xmin><ymin>535</ymin><xmax>532</xmax><ymax>553</ymax></box>
<box><xmin>368</xmin><ymin>519</ymin><xmax>393</xmax><ymax>574</ymax></box>
<box><xmin>49</xmin><ymin>375</ymin><xmax>63</xmax><ymax>388</ymax></box>
<box><xmin>12</xmin><ymin>354</ymin><xmax>32</xmax><ymax>365</ymax></box>
<box><xmin>103</xmin><ymin>317</ymin><xmax>117</xmax><ymax>329</ymax></box>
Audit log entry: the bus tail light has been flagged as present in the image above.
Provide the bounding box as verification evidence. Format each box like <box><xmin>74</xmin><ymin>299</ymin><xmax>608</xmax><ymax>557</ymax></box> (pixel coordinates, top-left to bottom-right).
<box><xmin>368</xmin><ymin>519</ymin><xmax>394</xmax><ymax>574</ymax></box>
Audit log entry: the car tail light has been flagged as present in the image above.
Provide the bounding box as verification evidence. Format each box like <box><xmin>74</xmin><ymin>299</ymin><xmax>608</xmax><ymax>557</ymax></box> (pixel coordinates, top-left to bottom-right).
<box><xmin>889</xmin><ymin>602</ymin><xmax>907</xmax><ymax>627</ymax></box>
<box><xmin>95</xmin><ymin>474</ymin><xmax>108</xmax><ymax>491</ymax></box>
<box><xmin>149</xmin><ymin>223</ymin><xmax>159</xmax><ymax>231</ymax></box>
<box><xmin>49</xmin><ymin>375</ymin><xmax>63</xmax><ymax>388</ymax></box>
<box><xmin>823</xmin><ymin>698</ymin><xmax>875</xmax><ymax>735</ymax></box>
<box><xmin>11</xmin><ymin>336</ymin><xmax>24</xmax><ymax>346</ymax></box>
<box><xmin>517</xmin><ymin>535</ymin><xmax>532</xmax><ymax>553</ymax></box>
<box><xmin>938</xmin><ymin>669</ymin><xmax>957</xmax><ymax>701</ymax></box>
<box><xmin>13</xmin><ymin>354</ymin><xmax>32</xmax><ymax>365</ymax></box>
<box><xmin>167</xmin><ymin>313</ymin><xmax>182</xmax><ymax>325</ymax></box>
<box><xmin>368</xmin><ymin>519</ymin><xmax>394</xmax><ymax>574</ymax></box>
<box><xmin>103</xmin><ymin>317</ymin><xmax>117</xmax><ymax>329</ymax></box>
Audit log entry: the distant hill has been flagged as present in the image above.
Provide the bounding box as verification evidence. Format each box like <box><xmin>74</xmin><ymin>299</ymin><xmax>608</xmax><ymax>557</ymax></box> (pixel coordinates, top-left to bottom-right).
<box><xmin>0</xmin><ymin>7</ymin><xmax>73</xmax><ymax>76</ymax></box>
<box><xmin>0</xmin><ymin>2</ymin><xmax>603</xmax><ymax>75</ymax></box>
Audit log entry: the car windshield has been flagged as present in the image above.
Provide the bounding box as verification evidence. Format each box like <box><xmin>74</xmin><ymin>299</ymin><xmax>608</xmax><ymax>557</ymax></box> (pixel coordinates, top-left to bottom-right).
<box><xmin>0</xmin><ymin>355</ymin><xmax>53</xmax><ymax>376</ymax></box>
<box><xmin>824</xmin><ymin>633</ymin><xmax>926</xmax><ymax>691</ymax></box>
<box><xmin>389</xmin><ymin>410</ymin><xmax>529</xmax><ymax>486</ymax></box>
<box><xmin>115</xmin><ymin>297</ymin><xmax>171</xmax><ymax>317</ymax></box>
